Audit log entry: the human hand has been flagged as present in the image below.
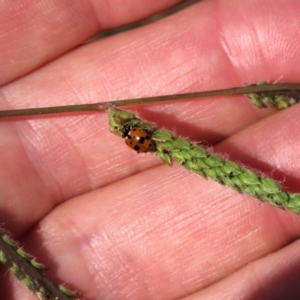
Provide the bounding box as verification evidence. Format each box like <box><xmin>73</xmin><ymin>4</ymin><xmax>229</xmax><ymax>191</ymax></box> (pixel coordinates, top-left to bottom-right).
<box><xmin>1</xmin><ymin>0</ymin><xmax>300</xmax><ymax>299</ymax></box>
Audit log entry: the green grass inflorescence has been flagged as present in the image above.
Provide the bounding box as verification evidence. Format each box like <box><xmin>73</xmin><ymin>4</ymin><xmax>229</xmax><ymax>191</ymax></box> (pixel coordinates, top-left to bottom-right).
<box><xmin>108</xmin><ymin>98</ymin><xmax>300</xmax><ymax>215</ymax></box>
<box><xmin>0</xmin><ymin>229</ymin><xmax>77</xmax><ymax>300</ymax></box>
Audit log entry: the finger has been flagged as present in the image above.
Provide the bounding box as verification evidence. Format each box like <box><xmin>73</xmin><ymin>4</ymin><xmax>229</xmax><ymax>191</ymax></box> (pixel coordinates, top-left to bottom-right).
<box><xmin>1</xmin><ymin>0</ymin><xmax>300</xmax><ymax>237</ymax></box>
<box><xmin>183</xmin><ymin>239</ymin><xmax>300</xmax><ymax>300</ymax></box>
<box><xmin>0</xmin><ymin>0</ymin><xmax>181</xmax><ymax>84</ymax></box>
<box><xmin>216</xmin><ymin>105</ymin><xmax>300</xmax><ymax>194</ymax></box>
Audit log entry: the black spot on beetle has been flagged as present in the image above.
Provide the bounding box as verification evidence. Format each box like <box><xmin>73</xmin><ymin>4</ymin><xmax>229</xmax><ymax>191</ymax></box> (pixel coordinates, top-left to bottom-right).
<box><xmin>134</xmin><ymin>145</ymin><xmax>140</xmax><ymax>152</ymax></box>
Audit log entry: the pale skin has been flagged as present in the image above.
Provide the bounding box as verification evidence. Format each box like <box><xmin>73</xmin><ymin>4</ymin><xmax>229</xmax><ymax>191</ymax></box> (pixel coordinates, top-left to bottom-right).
<box><xmin>1</xmin><ymin>0</ymin><xmax>300</xmax><ymax>299</ymax></box>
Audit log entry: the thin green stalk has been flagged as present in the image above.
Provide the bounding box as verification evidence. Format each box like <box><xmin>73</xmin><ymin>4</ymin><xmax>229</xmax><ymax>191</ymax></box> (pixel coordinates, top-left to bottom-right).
<box><xmin>0</xmin><ymin>82</ymin><xmax>300</xmax><ymax>118</ymax></box>
<box><xmin>108</xmin><ymin>106</ymin><xmax>300</xmax><ymax>215</ymax></box>
<box><xmin>0</xmin><ymin>229</ymin><xmax>78</xmax><ymax>300</ymax></box>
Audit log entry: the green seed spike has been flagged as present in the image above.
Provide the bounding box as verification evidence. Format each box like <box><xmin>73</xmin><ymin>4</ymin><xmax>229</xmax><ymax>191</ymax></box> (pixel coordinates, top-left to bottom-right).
<box><xmin>16</xmin><ymin>247</ymin><xmax>32</xmax><ymax>259</ymax></box>
<box><xmin>23</xmin><ymin>274</ymin><xmax>39</xmax><ymax>293</ymax></box>
<box><xmin>246</xmin><ymin>82</ymin><xmax>300</xmax><ymax>108</ymax></box>
<box><xmin>2</xmin><ymin>233</ymin><xmax>18</xmax><ymax>247</ymax></box>
<box><xmin>11</xmin><ymin>262</ymin><xmax>25</xmax><ymax>280</ymax></box>
<box><xmin>30</xmin><ymin>258</ymin><xmax>48</xmax><ymax>270</ymax></box>
<box><xmin>36</xmin><ymin>287</ymin><xmax>50</xmax><ymax>300</ymax></box>
<box><xmin>108</xmin><ymin>107</ymin><xmax>300</xmax><ymax>215</ymax></box>
<box><xmin>0</xmin><ymin>250</ymin><xmax>10</xmax><ymax>265</ymax></box>
<box><xmin>57</xmin><ymin>284</ymin><xmax>77</xmax><ymax>297</ymax></box>
<box><xmin>0</xmin><ymin>228</ymin><xmax>79</xmax><ymax>299</ymax></box>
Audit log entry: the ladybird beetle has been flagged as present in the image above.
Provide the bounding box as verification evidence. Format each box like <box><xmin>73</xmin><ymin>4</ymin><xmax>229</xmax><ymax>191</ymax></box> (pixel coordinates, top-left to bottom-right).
<box><xmin>122</xmin><ymin>124</ymin><xmax>155</xmax><ymax>153</ymax></box>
